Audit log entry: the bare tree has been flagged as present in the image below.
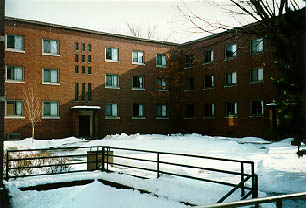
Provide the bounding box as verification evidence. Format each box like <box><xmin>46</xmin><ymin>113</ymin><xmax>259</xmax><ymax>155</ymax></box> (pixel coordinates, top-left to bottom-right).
<box><xmin>126</xmin><ymin>22</ymin><xmax>158</xmax><ymax>40</ymax></box>
<box><xmin>23</xmin><ymin>85</ymin><xmax>41</xmax><ymax>140</ymax></box>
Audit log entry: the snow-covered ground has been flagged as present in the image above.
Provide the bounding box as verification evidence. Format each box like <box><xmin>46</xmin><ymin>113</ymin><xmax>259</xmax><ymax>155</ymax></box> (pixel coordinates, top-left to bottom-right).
<box><xmin>4</xmin><ymin>134</ymin><xmax>306</xmax><ymax>208</ymax></box>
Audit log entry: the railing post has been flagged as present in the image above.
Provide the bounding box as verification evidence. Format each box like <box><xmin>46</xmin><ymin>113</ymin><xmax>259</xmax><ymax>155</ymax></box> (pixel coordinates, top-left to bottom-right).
<box><xmin>5</xmin><ymin>151</ymin><xmax>9</xmax><ymax>181</ymax></box>
<box><xmin>241</xmin><ymin>162</ymin><xmax>245</xmax><ymax>197</ymax></box>
<box><xmin>95</xmin><ymin>147</ymin><xmax>98</xmax><ymax>170</ymax></box>
<box><xmin>101</xmin><ymin>146</ymin><xmax>105</xmax><ymax>172</ymax></box>
<box><xmin>157</xmin><ymin>153</ymin><xmax>160</xmax><ymax>178</ymax></box>
<box><xmin>276</xmin><ymin>200</ymin><xmax>283</xmax><ymax>208</ymax></box>
<box><xmin>106</xmin><ymin>147</ymin><xmax>109</xmax><ymax>171</ymax></box>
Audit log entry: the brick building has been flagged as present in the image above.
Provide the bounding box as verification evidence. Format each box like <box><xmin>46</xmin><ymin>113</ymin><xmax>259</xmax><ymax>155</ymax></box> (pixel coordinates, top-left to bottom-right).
<box><xmin>3</xmin><ymin>16</ymin><xmax>279</xmax><ymax>139</ymax></box>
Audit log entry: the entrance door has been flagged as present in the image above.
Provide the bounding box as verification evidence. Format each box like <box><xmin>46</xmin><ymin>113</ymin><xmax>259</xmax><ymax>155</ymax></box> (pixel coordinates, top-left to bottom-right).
<box><xmin>79</xmin><ymin>115</ymin><xmax>90</xmax><ymax>137</ymax></box>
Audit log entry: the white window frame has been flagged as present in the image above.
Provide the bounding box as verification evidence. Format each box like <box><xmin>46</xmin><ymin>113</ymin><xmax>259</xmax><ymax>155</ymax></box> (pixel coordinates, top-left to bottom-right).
<box><xmin>42</xmin><ymin>68</ymin><xmax>60</xmax><ymax>85</ymax></box>
<box><xmin>105</xmin><ymin>47</ymin><xmax>119</xmax><ymax>62</ymax></box>
<box><xmin>42</xmin><ymin>39</ymin><xmax>60</xmax><ymax>56</ymax></box>
<box><xmin>203</xmin><ymin>75</ymin><xmax>214</xmax><ymax>90</ymax></box>
<box><xmin>250</xmin><ymin>100</ymin><xmax>264</xmax><ymax>117</ymax></box>
<box><xmin>132</xmin><ymin>76</ymin><xmax>145</xmax><ymax>90</ymax></box>
<box><xmin>105</xmin><ymin>74</ymin><xmax>120</xmax><ymax>89</ymax></box>
<box><xmin>225</xmin><ymin>102</ymin><xmax>237</xmax><ymax>117</ymax></box>
<box><xmin>225</xmin><ymin>72</ymin><xmax>237</xmax><ymax>87</ymax></box>
<box><xmin>132</xmin><ymin>104</ymin><xmax>145</xmax><ymax>119</ymax></box>
<box><xmin>5</xmin><ymin>100</ymin><xmax>25</xmax><ymax>119</ymax></box>
<box><xmin>5</xmin><ymin>34</ymin><xmax>25</xmax><ymax>53</ymax></box>
<box><xmin>105</xmin><ymin>103</ymin><xmax>120</xmax><ymax>119</ymax></box>
<box><xmin>225</xmin><ymin>43</ymin><xmax>237</xmax><ymax>60</ymax></box>
<box><xmin>156</xmin><ymin>78</ymin><xmax>167</xmax><ymax>91</ymax></box>
<box><xmin>156</xmin><ymin>54</ymin><xmax>166</xmax><ymax>68</ymax></box>
<box><xmin>250</xmin><ymin>67</ymin><xmax>264</xmax><ymax>83</ymax></box>
<box><xmin>156</xmin><ymin>104</ymin><xmax>168</xmax><ymax>119</ymax></box>
<box><xmin>203</xmin><ymin>48</ymin><xmax>214</xmax><ymax>64</ymax></box>
<box><xmin>250</xmin><ymin>38</ymin><xmax>263</xmax><ymax>54</ymax></box>
<box><xmin>132</xmin><ymin>50</ymin><xmax>145</xmax><ymax>65</ymax></box>
<box><xmin>42</xmin><ymin>101</ymin><xmax>60</xmax><ymax>119</ymax></box>
<box><xmin>5</xmin><ymin>65</ymin><xmax>25</xmax><ymax>83</ymax></box>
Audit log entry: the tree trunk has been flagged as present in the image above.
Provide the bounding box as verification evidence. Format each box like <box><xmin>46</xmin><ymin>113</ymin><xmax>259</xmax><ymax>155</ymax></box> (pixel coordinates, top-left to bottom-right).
<box><xmin>32</xmin><ymin>124</ymin><xmax>35</xmax><ymax>143</ymax></box>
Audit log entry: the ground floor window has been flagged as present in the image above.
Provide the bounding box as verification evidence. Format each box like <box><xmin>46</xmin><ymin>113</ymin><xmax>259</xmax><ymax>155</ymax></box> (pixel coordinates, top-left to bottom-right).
<box><xmin>133</xmin><ymin>104</ymin><xmax>144</xmax><ymax>118</ymax></box>
<box><xmin>105</xmin><ymin>103</ymin><xmax>118</xmax><ymax>117</ymax></box>
<box><xmin>43</xmin><ymin>101</ymin><xmax>59</xmax><ymax>118</ymax></box>
<box><xmin>250</xmin><ymin>100</ymin><xmax>264</xmax><ymax>116</ymax></box>
<box><xmin>225</xmin><ymin>102</ymin><xmax>237</xmax><ymax>117</ymax></box>
<box><xmin>156</xmin><ymin>104</ymin><xmax>167</xmax><ymax>118</ymax></box>
<box><xmin>204</xmin><ymin>103</ymin><xmax>214</xmax><ymax>117</ymax></box>
<box><xmin>6</xmin><ymin>100</ymin><xmax>24</xmax><ymax>117</ymax></box>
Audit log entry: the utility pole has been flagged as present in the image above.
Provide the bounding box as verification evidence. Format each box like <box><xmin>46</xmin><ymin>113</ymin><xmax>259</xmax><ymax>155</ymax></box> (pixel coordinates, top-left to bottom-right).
<box><xmin>0</xmin><ymin>0</ymin><xmax>5</xmax><ymax>187</ymax></box>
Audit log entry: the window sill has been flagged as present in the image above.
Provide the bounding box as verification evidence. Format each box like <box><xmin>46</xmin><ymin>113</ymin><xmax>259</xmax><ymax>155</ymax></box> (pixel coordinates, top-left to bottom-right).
<box><xmin>156</xmin><ymin>65</ymin><xmax>166</xmax><ymax>68</ymax></box>
<box><xmin>156</xmin><ymin>117</ymin><xmax>169</xmax><ymax>120</ymax></box>
<box><xmin>224</xmin><ymin>116</ymin><xmax>237</xmax><ymax>119</ymax></box>
<box><xmin>203</xmin><ymin>61</ymin><xmax>213</xmax><ymax>65</ymax></box>
<box><xmin>105</xmin><ymin>116</ymin><xmax>120</xmax><ymax>120</ymax></box>
<box><xmin>105</xmin><ymin>59</ymin><xmax>119</xmax><ymax>63</ymax></box>
<box><xmin>184</xmin><ymin>66</ymin><xmax>194</xmax><ymax>69</ymax></box>
<box><xmin>250</xmin><ymin>51</ymin><xmax>263</xmax><ymax>55</ymax></box>
<box><xmin>132</xmin><ymin>88</ymin><xmax>145</xmax><ymax>91</ymax></box>
<box><xmin>224</xmin><ymin>84</ymin><xmax>237</xmax><ymax>88</ymax></box>
<box><xmin>5</xmin><ymin>48</ymin><xmax>25</xmax><ymax>53</ymax></box>
<box><xmin>249</xmin><ymin>81</ymin><xmax>264</xmax><ymax>85</ymax></box>
<box><xmin>42</xmin><ymin>117</ymin><xmax>60</xmax><ymax>120</ymax></box>
<box><xmin>203</xmin><ymin>87</ymin><xmax>214</xmax><ymax>91</ymax></box>
<box><xmin>184</xmin><ymin>117</ymin><xmax>196</xmax><ymax>120</ymax></box>
<box><xmin>224</xmin><ymin>57</ymin><xmax>236</xmax><ymax>61</ymax></box>
<box><xmin>203</xmin><ymin>116</ymin><xmax>215</xmax><ymax>119</ymax></box>
<box><xmin>42</xmin><ymin>82</ymin><xmax>60</xmax><ymax>86</ymax></box>
<box><xmin>42</xmin><ymin>53</ymin><xmax>60</xmax><ymax>57</ymax></box>
<box><xmin>5</xmin><ymin>80</ymin><xmax>25</xmax><ymax>84</ymax></box>
<box><xmin>156</xmin><ymin>89</ymin><xmax>168</xmax><ymax>92</ymax></box>
<box><xmin>5</xmin><ymin>116</ymin><xmax>25</xmax><ymax>119</ymax></box>
<box><xmin>132</xmin><ymin>62</ymin><xmax>145</xmax><ymax>66</ymax></box>
<box><xmin>105</xmin><ymin>86</ymin><xmax>120</xmax><ymax>90</ymax></box>
<box><xmin>132</xmin><ymin>117</ymin><xmax>146</xmax><ymax>120</ymax></box>
<box><xmin>249</xmin><ymin>115</ymin><xmax>264</xmax><ymax>118</ymax></box>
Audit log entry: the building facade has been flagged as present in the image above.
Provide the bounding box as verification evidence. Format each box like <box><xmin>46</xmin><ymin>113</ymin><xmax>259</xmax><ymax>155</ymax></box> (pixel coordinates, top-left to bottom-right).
<box><xmin>3</xmin><ymin>17</ymin><xmax>279</xmax><ymax>139</ymax></box>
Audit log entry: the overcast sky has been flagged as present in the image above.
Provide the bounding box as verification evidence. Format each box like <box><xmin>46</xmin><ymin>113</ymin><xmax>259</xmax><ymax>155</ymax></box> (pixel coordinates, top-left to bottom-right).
<box><xmin>5</xmin><ymin>0</ymin><xmax>253</xmax><ymax>43</ymax></box>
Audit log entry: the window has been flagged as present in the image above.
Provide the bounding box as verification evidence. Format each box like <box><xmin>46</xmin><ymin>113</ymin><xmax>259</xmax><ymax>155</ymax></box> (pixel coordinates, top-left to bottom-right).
<box><xmin>43</xmin><ymin>101</ymin><xmax>59</xmax><ymax>118</ymax></box>
<box><xmin>82</xmin><ymin>55</ymin><xmax>85</xmax><ymax>62</ymax></box>
<box><xmin>106</xmin><ymin>74</ymin><xmax>119</xmax><ymax>88</ymax></box>
<box><xmin>185</xmin><ymin>78</ymin><xmax>194</xmax><ymax>91</ymax></box>
<box><xmin>225</xmin><ymin>102</ymin><xmax>237</xmax><ymax>117</ymax></box>
<box><xmin>43</xmin><ymin>68</ymin><xmax>59</xmax><ymax>84</ymax></box>
<box><xmin>7</xmin><ymin>133</ymin><xmax>21</xmax><ymax>140</ymax></box>
<box><xmin>133</xmin><ymin>104</ymin><xmax>144</xmax><ymax>118</ymax></box>
<box><xmin>132</xmin><ymin>76</ymin><xmax>144</xmax><ymax>89</ymax></box>
<box><xmin>204</xmin><ymin>75</ymin><xmax>214</xmax><ymax>89</ymax></box>
<box><xmin>88</xmin><ymin>67</ymin><xmax>92</xmax><ymax>75</ymax></box>
<box><xmin>225</xmin><ymin>72</ymin><xmax>237</xmax><ymax>86</ymax></box>
<box><xmin>88</xmin><ymin>83</ymin><xmax>92</xmax><ymax>102</ymax></box>
<box><xmin>225</xmin><ymin>44</ymin><xmax>237</xmax><ymax>59</ymax></box>
<box><xmin>105</xmin><ymin>103</ymin><xmax>119</xmax><ymax>117</ymax></box>
<box><xmin>157</xmin><ymin>104</ymin><xmax>167</xmax><ymax>118</ymax></box>
<box><xmin>185</xmin><ymin>104</ymin><xmax>194</xmax><ymax>118</ymax></box>
<box><xmin>6</xmin><ymin>34</ymin><xmax>24</xmax><ymax>51</ymax></box>
<box><xmin>250</xmin><ymin>68</ymin><xmax>263</xmax><ymax>83</ymax></box>
<box><xmin>6</xmin><ymin>100</ymin><xmax>24</xmax><ymax>117</ymax></box>
<box><xmin>75</xmin><ymin>54</ymin><xmax>79</xmax><ymax>62</ymax></box>
<box><xmin>81</xmin><ymin>83</ymin><xmax>85</xmax><ymax>101</ymax></box>
<box><xmin>75</xmin><ymin>42</ymin><xmax>79</xmax><ymax>50</ymax></box>
<box><xmin>156</xmin><ymin>78</ymin><xmax>167</xmax><ymax>90</ymax></box>
<box><xmin>82</xmin><ymin>66</ymin><xmax>85</xmax><ymax>74</ymax></box>
<box><xmin>88</xmin><ymin>44</ymin><xmax>91</xmax><ymax>52</ymax></box>
<box><xmin>82</xmin><ymin>43</ymin><xmax>85</xmax><ymax>51</ymax></box>
<box><xmin>156</xmin><ymin>54</ymin><xmax>166</xmax><ymax>67</ymax></box>
<box><xmin>204</xmin><ymin>103</ymin><xmax>214</xmax><ymax>117</ymax></box>
<box><xmin>185</xmin><ymin>54</ymin><xmax>194</xmax><ymax>68</ymax></box>
<box><xmin>105</xmin><ymin>48</ymin><xmax>119</xmax><ymax>62</ymax></box>
<box><xmin>203</xmin><ymin>49</ymin><xmax>213</xmax><ymax>64</ymax></box>
<box><xmin>251</xmin><ymin>38</ymin><xmax>263</xmax><ymax>54</ymax></box>
<box><xmin>88</xmin><ymin>55</ymin><xmax>91</xmax><ymax>63</ymax></box>
<box><xmin>75</xmin><ymin>83</ymin><xmax>79</xmax><ymax>101</ymax></box>
<box><xmin>250</xmin><ymin>100</ymin><xmax>264</xmax><ymax>116</ymax></box>
<box><xmin>75</xmin><ymin>66</ymin><xmax>79</xmax><ymax>73</ymax></box>
<box><xmin>6</xmin><ymin>65</ymin><xmax>24</xmax><ymax>82</ymax></box>
<box><xmin>43</xmin><ymin>39</ymin><xmax>59</xmax><ymax>55</ymax></box>
<box><xmin>132</xmin><ymin>51</ymin><xmax>144</xmax><ymax>64</ymax></box>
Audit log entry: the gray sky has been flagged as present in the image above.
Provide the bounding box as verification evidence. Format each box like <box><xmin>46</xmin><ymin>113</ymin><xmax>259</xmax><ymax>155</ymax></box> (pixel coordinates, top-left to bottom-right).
<box><xmin>5</xmin><ymin>0</ymin><xmax>252</xmax><ymax>43</ymax></box>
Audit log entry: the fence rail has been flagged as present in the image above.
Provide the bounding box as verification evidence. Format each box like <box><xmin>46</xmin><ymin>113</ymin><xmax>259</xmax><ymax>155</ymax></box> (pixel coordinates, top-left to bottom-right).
<box><xmin>5</xmin><ymin>145</ymin><xmax>258</xmax><ymax>203</ymax></box>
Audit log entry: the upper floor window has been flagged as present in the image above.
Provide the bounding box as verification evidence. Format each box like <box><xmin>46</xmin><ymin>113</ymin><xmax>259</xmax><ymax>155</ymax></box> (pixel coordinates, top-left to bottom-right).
<box><xmin>132</xmin><ymin>76</ymin><xmax>144</xmax><ymax>89</ymax></box>
<box><xmin>225</xmin><ymin>44</ymin><xmax>237</xmax><ymax>59</ymax></box>
<box><xmin>157</xmin><ymin>104</ymin><xmax>167</xmax><ymax>118</ymax></box>
<box><xmin>88</xmin><ymin>67</ymin><xmax>92</xmax><ymax>75</ymax></box>
<box><xmin>75</xmin><ymin>54</ymin><xmax>79</xmax><ymax>62</ymax></box>
<box><xmin>225</xmin><ymin>72</ymin><xmax>237</xmax><ymax>86</ymax></box>
<box><xmin>88</xmin><ymin>44</ymin><xmax>92</xmax><ymax>52</ymax></box>
<box><xmin>156</xmin><ymin>54</ymin><xmax>166</xmax><ymax>67</ymax></box>
<box><xmin>43</xmin><ymin>39</ymin><xmax>59</xmax><ymax>55</ymax></box>
<box><xmin>225</xmin><ymin>102</ymin><xmax>237</xmax><ymax>117</ymax></box>
<box><xmin>88</xmin><ymin>55</ymin><xmax>92</xmax><ymax>63</ymax></box>
<box><xmin>43</xmin><ymin>101</ymin><xmax>59</xmax><ymax>118</ymax></box>
<box><xmin>75</xmin><ymin>66</ymin><xmax>79</xmax><ymax>73</ymax></box>
<box><xmin>185</xmin><ymin>77</ymin><xmax>194</xmax><ymax>91</ymax></box>
<box><xmin>81</xmin><ymin>83</ymin><xmax>86</xmax><ymax>101</ymax></box>
<box><xmin>156</xmin><ymin>78</ymin><xmax>167</xmax><ymax>90</ymax></box>
<box><xmin>132</xmin><ymin>51</ymin><xmax>144</xmax><ymax>64</ymax></box>
<box><xmin>203</xmin><ymin>49</ymin><xmax>213</xmax><ymax>64</ymax></box>
<box><xmin>88</xmin><ymin>83</ymin><xmax>92</xmax><ymax>102</ymax></box>
<box><xmin>82</xmin><ymin>43</ymin><xmax>85</xmax><ymax>51</ymax></box>
<box><xmin>133</xmin><ymin>104</ymin><xmax>144</xmax><ymax>118</ymax></box>
<box><xmin>105</xmin><ymin>103</ymin><xmax>119</xmax><ymax>118</ymax></box>
<box><xmin>185</xmin><ymin>54</ymin><xmax>194</xmax><ymax>68</ymax></box>
<box><xmin>6</xmin><ymin>100</ymin><xmax>24</xmax><ymax>117</ymax></box>
<box><xmin>6</xmin><ymin>34</ymin><xmax>24</xmax><ymax>52</ymax></box>
<box><xmin>6</xmin><ymin>65</ymin><xmax>24</xmax><ymax>82</ymax></box>
<box><xmin>250</xmin><ymin>100</ymin><xmax>264</xmax><ymax>116</ymax></box>
<box><xmin>250</xmin><ymin>67</ymin><xmax>263</xmax><ymax>83</ymax></box>
<box><xmin>43</xmin><ymin>68</ymin><xmax>59</xmax><ymax>84</ymax></box>
<box><xmin>204</xmin><ymin>75</ymin><xmax>214</xmax><ymax>89</ymax></box>
<box><xmin>106</xmin><ymin>74</ymin><xmax>119</xmax><ymax>88</ymax></box>
<box><xmin>105</xmin><ymin>48</ymin><xmax>119</xmax><ymax>62</ymax></box>
<box><xmin>75</xmin><ymin>83</ymin><xmax>79</xmax><ymax>101</ymax></box>
<box><xmin>204</xmin><ymin>103</ymin><xmax>214</xmax><ymax>117</ymax></box>
<box><xmin>81</xmin><ymin>66</ymin><xmax>85</xmax><ymax>74</ymax></box>
<box><xmin>75</xmin><ymin>42</ymin><xmax>79</xmax><ymax>50</ymax></box>
<box><xmin>82</xmin><ymin>55</ymin><xmax>85</xmax><ymax>62</ymax></box>
<box><xmin>251</xmin><ymin>38</ymin><xmax>263</xmax><ymax>54</ymax></box>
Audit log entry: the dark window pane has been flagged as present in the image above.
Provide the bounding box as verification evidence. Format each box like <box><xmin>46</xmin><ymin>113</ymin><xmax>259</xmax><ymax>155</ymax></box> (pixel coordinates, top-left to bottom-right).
<box><xmin>88</xmin><ymin>44</ymin><xmax>91</xmax><ymax>52</ymax></box>
<box><xmin>75</xmin><ymin>66</ymin><xmax>79</xmax><ymax>73</ymax></box>
<box><xmin>88</xmin><ymin>83</ymin><xmax>92</xmax><ymax>101</ymax></box>
<box><xmin>88</xmin><ymin>67</ymin><xmax>91</xmax><ymax>74</ymax></box>
<box><xmin>7</xmin><ymin>35</ymin><xmax>15</xmax><ymax>48</ymax></box>
<box><xmin>82</xmin><ymin>66</ymin><xmax>85</xmax><ymax>74</ymax></box>
<box><xmin>75</xmin><ymin>42</ymin><xmax>78</xmax><ymax>50</ymax></box>
<box><xmin>75</xmin><ymin>83</ymin><xmax>79</xmax><ymax>101</ymax></box>
<box><xmin>75</xmin><ymin>54</ymin><xmax>79</xmax><ymax>62</ymax></box>
<box><xmin>82</xmin><ymin>43</ymin><xmax>85</xmax><ymax>51</ymax></box>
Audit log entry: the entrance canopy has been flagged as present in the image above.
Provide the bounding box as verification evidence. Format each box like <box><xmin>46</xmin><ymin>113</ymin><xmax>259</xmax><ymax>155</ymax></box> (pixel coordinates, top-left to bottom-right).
<box><xmin>70</xmin><ymin>105</ymin><xmax>101</xmax><ymax>111</ymax></box>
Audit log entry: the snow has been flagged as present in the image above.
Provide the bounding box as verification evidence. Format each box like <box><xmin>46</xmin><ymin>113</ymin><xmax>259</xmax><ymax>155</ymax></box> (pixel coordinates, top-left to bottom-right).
<box><xmin>70</xmin><ymin>105</ymin><xmax>101</xmax><ymax>110</ymax></box>
<box><xmin>4</xmin><ymin>134</ymin><xmax>306</xmax><ymax>208</ymax></box>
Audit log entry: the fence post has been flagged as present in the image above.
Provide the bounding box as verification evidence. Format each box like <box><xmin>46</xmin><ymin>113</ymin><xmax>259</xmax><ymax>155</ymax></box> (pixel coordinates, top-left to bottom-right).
<box><xmin>157</xmin><ymin>153</ymin><xmax>160</xmax><ymax>178</ymax></box>
<box><xmin>101</xmin><ymin>147</ymin><xmax>105</xmax><ymax>172</ymax></box>
<box><xmin>5</xmin><ymin>151</ymin><xmax>9</xmax><ymax>181</ymax></box>
<box><xmin>241</xmin><ymin>162</ymin><xmax>245</xmax><ymax>197</ymax></box>
<box><xmin>95</xmin><ymin>147</ymin><xmax>98</xmax><ymax>170</ymax></box>
<box><xmin>106</xmin><ymin>147</ymin><xmax>109</xmax><ymax>171</ymax></box>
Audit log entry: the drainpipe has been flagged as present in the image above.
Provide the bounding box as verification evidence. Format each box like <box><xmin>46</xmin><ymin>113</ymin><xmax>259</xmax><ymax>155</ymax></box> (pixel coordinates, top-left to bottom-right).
<box><xmin>0</xmin><ymin>0</ymin><xmax>5</xmax><ymax>188</ymax></box>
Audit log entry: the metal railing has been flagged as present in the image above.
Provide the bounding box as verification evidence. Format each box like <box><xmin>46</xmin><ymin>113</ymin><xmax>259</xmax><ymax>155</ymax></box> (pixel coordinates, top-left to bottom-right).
<box><xmin>5</xmin><ymin>145</ymin><xmax>258</xmax><ymax>203</ymax></box>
